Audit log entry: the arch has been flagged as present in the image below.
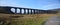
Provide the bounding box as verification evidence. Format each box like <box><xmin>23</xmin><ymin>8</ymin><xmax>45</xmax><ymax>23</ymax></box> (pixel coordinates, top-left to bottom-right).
<box><xmin>32</xmin><ymin>10</ymin><xmax>34</xmax><ymax>14</ymax></box>
<box><xmin>29</xmin><ymin>9</ymin><xmax>31</xmax><ymax>14</ymax></box>
<box><xmin>22</xmin><ymin>9</ymin><xmax>24</xmax><ymax>14</ymax></box>
<box><xmin>17</xmin><ymin>8</ymin><xmax>20</xmax><ymax>13</ymax></box>
<box><xmin>11</xmin><ymin>8</ymin><xmax>15</xmax><ymax>13</ymax></box>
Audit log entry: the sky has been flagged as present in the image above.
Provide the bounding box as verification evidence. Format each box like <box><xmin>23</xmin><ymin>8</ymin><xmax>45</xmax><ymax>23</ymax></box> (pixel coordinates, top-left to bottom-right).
<box><xmin>0</xmin><ymin>0</ymin><xmax>60</xmax><ymax>10</ymax></box>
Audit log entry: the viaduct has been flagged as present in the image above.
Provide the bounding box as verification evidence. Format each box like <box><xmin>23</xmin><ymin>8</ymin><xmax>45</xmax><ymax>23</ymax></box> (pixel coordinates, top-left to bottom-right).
<box><xmin>0</xmin><ymin>6</ymin><xmax>58</xmax><ymax>14</ymax></box>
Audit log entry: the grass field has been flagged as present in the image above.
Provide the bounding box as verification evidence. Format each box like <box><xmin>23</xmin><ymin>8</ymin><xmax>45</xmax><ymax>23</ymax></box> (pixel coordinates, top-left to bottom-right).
<box><xmin>0</xmin><ymin>14</ymin><xmax>57</xmax><ymax>25</ymax></box>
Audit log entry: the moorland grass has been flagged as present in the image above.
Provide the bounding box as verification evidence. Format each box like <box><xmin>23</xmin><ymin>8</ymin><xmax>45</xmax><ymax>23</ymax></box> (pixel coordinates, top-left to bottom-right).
<box><xmin>9</xmin><ymin>14</ymin><xmax>55</xmax><ymax>25</ymax></box>
<box><xmin>0</xmin><ymin>14</ymin><xmax>56</xmax><ymax>25</ymax></box>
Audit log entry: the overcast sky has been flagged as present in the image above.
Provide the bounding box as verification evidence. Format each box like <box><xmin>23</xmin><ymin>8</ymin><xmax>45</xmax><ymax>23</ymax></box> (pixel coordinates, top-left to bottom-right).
<box><xmin>0</xmin><ymin>0</ymin><xmax>60</xmax><ymax>10</ymax></box>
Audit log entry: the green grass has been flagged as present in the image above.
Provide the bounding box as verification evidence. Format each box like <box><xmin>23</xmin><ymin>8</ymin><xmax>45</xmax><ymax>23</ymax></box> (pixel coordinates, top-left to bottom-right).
<box><xmin>10</xmin><ymin>18</ymin><xmax>48</xmax><ymax>25</ymax></box>
<box><xmin>10</xmin><ymin>14</ymin><xmax>52</xmax><ymax>25</ymax></box>
<box><xmin>0</xmin><ymin>14</ymin><xmax>56</xmax><ymax>25</ymax></box>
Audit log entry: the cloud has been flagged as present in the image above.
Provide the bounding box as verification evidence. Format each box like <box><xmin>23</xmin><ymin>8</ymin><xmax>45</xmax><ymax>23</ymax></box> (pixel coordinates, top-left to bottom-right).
<box><xmin>41</xmin><ymin>4</ymin><xmax>60</xmax><ymax>10</ymax></box>
<box><xmin>0</xmin><ymin>0</ymin><xmax>31</xmax><ymax>8</ymax></box>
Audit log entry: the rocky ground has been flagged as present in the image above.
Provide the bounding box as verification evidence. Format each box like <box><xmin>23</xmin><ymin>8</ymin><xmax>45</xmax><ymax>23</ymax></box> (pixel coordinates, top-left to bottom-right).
<box><xmin>43</xmin><ymin>16</ymin><xmax>60</xmax><ymax>25</ymax></box>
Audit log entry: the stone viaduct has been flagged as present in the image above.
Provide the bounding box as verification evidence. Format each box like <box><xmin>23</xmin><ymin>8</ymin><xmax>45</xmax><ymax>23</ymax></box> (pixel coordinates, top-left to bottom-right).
<box><xmin>0</xmin><ymin>6</ymin><xmax>58</xmax><ymax>14</ymax></box>
<box><xmin>0</xmin><ymin>6</ymin><xmax>46</xmax><ymax>14</ymax></box>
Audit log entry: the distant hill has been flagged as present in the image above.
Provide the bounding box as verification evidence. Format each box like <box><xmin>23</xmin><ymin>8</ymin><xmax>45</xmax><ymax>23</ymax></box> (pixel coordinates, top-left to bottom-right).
<box><xmin>46</xmin><ymin>8</ymin><xmax>60</xmax><ymax>14</ymax></box>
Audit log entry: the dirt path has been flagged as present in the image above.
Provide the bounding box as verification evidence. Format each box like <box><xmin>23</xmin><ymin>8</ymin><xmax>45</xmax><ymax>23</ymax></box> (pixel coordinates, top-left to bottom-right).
<box><xmin>44</xmin><ymin>16</ymin><xmax>60</xmax><ymax>25</ymax></box>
